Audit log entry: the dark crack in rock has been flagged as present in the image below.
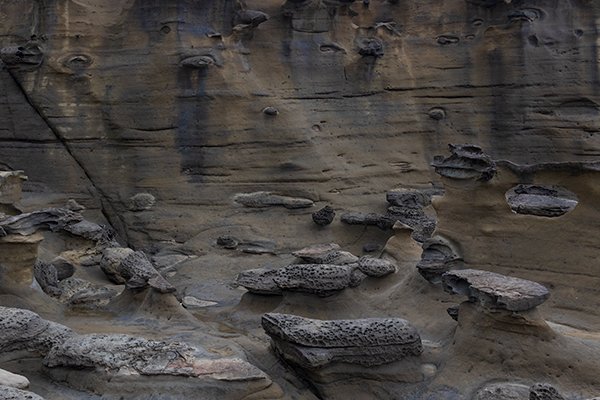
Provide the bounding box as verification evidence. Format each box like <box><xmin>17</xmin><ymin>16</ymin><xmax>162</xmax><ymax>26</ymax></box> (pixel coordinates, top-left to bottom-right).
<box><xmin>446</xmin><ymin>305</ymin><xmax>460</xmax><ymax>321</ymax></box>
<box><xmin>432</xmin><ymin>144</ymin><xmax>497</xmax><ymax>181</ymax></box>
<box><xmin>233</xmin><ymin>192</ymin><xmax>313</xmax><ymax>209</ymax></box>
<box><xmin>505</xmin><ymin>185</ymin><xmax>578</xmax><ymax>217</ymax></box>
<box><xmin>262</xmin><ymin>313</ymin><xmax>422</xmax><ymax>368</ymax></box>
<box><xmin>417</xmin><ymin>236</ymin><xmax>463</xmax><ymax>283</ymax></box>
<box><xmin>312</xmin><ymin>205</ymin><xmax>335</xmax><ymax>226</ymax></box>
<box><xmin>442</xmin><ymin>269</ymin><xmax>550</xmax><ymax>311</ymax></box>
<box><xmin>0</xmin><ymin>209</ymin><xmax>82</xmax><ymax>236</ymax></box>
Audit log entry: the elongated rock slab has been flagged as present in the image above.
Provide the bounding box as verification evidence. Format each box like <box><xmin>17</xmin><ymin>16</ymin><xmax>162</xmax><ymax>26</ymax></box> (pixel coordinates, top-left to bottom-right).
<box><xmin>442</xmin><ymin>269</ymin><xmax>550</xmax><ymax>311</ymax></box>
<box><xmin>262</xmin><ymin>313</ymin><xmax>422</xmax><ymax>368</ymax></box>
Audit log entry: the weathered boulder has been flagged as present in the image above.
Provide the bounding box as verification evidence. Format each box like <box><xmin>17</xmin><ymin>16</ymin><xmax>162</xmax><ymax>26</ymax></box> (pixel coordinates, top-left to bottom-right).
<box><xmin>118</xmin><ymin>251</ymin><xmax>175</xmax><ymax>293</ymax></box>
<box><xmin>262</xmin><ymin>313</ymin><xmax>423</xmax><ymax>368</ymax></box>
<box><xmin>33</xmin><ymin>260</ymin><xmax>61</xmax><ymax>297</ymax></box>
<box><xmin>58</xmin><ymin>277</ymin><xmax>117</xmax><ymax>307</ymax></box>
<box><xmin>311</xmin><ymin>205</ymin><xmax>335</xmax><ymax>226</ymax></box>
<box><xmin>0</xmin><ymin>306</ymin><xmax>74</xmax><ymax>355</ymax></box>
<box><xmin>432</xmin><ymin>144</ymin><xmax>496</xmax><ymax>181</ymax></box>
<box><xmin>505</xmin><ymin>185</ymin><xmax>578</xmax><ymax>217</ymax></box>
<box><xmin>442</xmin><ymin>269</ymin><xmax>550</xmax><ymax>312</ymax></box>
<box><xmin>237</xmin><ymin>263</ymin><xmax>365</xmax><ymax>296</ymax></box>
<box><xmin>357</xmin><ymin>256</ymin><xmax>396</xmax><ymax>277</ymax></box>
<box><xmin>100</xmin><ymin>247</ymin><xmax>134</xmax><ymax>284</ymax></box>
<box><xmin>340</xmin><ymin>212</ymin><xmax>395</xmax><ymax>230</ymax></box>
<box><xmin>0</xmin><ymin>369</ymin><xmax>29</xmax><ymax>390</ymax></box>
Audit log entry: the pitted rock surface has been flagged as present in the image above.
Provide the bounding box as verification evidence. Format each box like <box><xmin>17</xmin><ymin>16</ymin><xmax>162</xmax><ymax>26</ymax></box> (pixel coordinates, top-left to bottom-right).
<box><xmin>432</xmin><ymin>144</ymin><xmax>496</xmax><ymax>181</ymax></box>
<box><xmin>505</xmin><ymin>185</ymin><xmax>578</xmax><ymax>217</ymax></box>
<box><xmin>529</xmin><ymin>384</ymin><xmax>566</xmax><ymax>400</ymax></box>
<box><xmin>386</xmin><ymin>189</ymin><xmax>432</xmax><ymax>208</ymax></box>
<box><xmin>312</xmin><ymin>206</ymin><xmax>335</xmax><ymax>226</ymax></box>
<box><xmin>442</xmin><ymin>269</ymin><xmax>550</xmax><ymax>311</ymax></box>
<box><xmin>0</xmin><ymin>307</ymin><xmax>74</xmax><ymax>355</ymax></box>
<box><xmin>0</xmin><ymin>385</ymin><xmax>46</xmax><ymax>400</ymax></box>
<box><xmin>237</xmin><ymin>263</ymin><xmax>364</xmax><ymax>296</ymax></box>
<box><xmin>262</xmin><ymin>313</ymin><xmax>422</xmax><ymax>349</ymax></box>
<box><xmin>100</xmin><ymin>247</ymin><xmax>134</xmax><ymax>284</ymax></box>
<box><xmin>262</xmin><ymin>313</ymin><xmax>423</xmax><ymax>368</ymax></box>
<box><xmin>236</xmin><ymin>268</ymin><xmax>282</xmax><ymax>295</ymax></box>
<box><xmin>357</xmin><ymin>256</ymin><xmax>396</xmax><ymax>277</ymax></box>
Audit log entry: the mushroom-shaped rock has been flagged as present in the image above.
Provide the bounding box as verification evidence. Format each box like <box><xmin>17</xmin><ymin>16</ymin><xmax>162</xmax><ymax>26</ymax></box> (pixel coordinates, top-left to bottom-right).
<box><xmin>442</xmin><ymin>269</ymin><xmax>550</xmax><ymax>311</ymax></box>
<box><xmin>0</xmin><ymin>385</ymin><xmax>46</xmax><ymax>400</ymax></box>
<box><xmin>417</xmin><ymin>236</ymin><xmax>463</xmax><ymax>283</ymax></box>
<box><xmin>312</xmin><ymin>205</ymin><xmax>335</xmax><ymax>226</ymax></box>
<box><xmin>505</xmin><ymin>185</ymin><xmax>578</xmax><ymax>217</ymax></box>
<box><xmin>292</xmin><ymin>243</ymin><xmax>358</xmax><ymax>265</ymax></box>
<box><xmin>432</xmin><ymin>144</ymin><xmax>496</xmax><ymax>181</ymax></box>
<box><xmin>0</xmin><ymin>171</ymin><xmax>27</xmax><ymax>205</ymax></box>
<box><xmin>262</xmin><ymin>313</ymin><xmax>422</xmax><ymax>368</ymax></box>
<box><xmin>357</xmin><ymin>256</ymin><xmax>396</xmax><ymax>277</ymax></box>
<box><xmin>0</xmin><ymin>208</ymin><xmax>82</xmax><ymax>236</ymax></box>
<box><xmin>0</xmin><ymin>306</ymin><xmax>74</xmax><ymax>355</ymax></box>
<box><xmin>234</xmin><ymin>191</ymin><xmax>313</xmax><ymax>209</ymax></box>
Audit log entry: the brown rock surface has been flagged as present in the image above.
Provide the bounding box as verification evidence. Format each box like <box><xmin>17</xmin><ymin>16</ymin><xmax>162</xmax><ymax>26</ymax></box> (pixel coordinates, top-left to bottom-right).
<box><xmin>1</xmin><ymin>0</ymin><xmax>600</xmax><ymax>399</ymax></box>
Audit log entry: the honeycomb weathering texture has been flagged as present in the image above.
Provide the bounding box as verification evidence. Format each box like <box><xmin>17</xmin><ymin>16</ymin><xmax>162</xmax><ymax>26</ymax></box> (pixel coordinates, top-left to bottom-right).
<box><xmin>262</xmin><ymin>313</ymin><xmax>422</xmax><ymax>349</ymax></box>
<box><xmin>262</xmin><ymin>313</ymin><xmax>423</xmax><ymax>368</ymax></box>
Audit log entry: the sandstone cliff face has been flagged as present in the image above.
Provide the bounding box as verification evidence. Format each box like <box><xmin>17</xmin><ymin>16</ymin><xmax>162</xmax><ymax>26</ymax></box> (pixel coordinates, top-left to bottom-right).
<box><xmin>1</xmin><ymin>1</ymin><xmax>599</xmax><ymax>399</ymax></box>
